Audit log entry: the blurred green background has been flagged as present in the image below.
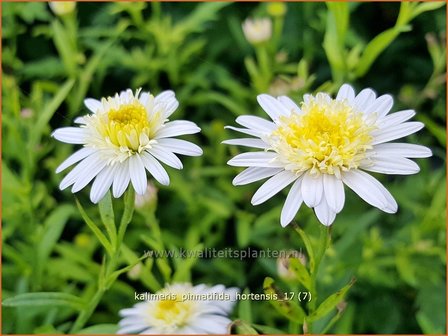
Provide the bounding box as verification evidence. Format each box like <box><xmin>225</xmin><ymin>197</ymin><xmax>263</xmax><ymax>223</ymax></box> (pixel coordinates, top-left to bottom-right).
<box><xmin>2</xmin><ymin>2</ymin><xmax>446</xmax><ymax>334</ymax></box>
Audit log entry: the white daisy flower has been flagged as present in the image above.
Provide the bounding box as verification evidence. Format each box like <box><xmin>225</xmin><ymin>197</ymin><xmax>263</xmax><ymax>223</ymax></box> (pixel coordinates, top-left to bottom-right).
<box><xmin>52</xmin><ymin>89</ymin><xmax>202</xmax><ymax>203</ymax></box>
<box><xmin>224</xmin><ymin>84</ymin><xmax>432</xmax><ymax>227</ymax></box>
<box><xmin>242</xmin><ymin>18</ymin><xmax>272</xmax><ymax>45</ymax></box>
<box><xmin>118</xmin><ymin>283</ymin><xmax>239</xmax><ymax>334</ymax></box>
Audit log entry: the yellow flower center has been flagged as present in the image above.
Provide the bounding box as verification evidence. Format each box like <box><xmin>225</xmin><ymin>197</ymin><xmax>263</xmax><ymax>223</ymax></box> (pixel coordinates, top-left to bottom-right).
<box><xmin>269</xmin><ymin>94</ymin><xmax>374</xmax><ymax>177</ymax></box>
<box><xmin>153</xmin><ymin>295</ymin><xmax>194</xmax><ymax>328</ymax></box>
<box><xmin>104</xmin><ymin>101</ymin><xmax>150</xmax><ymax>151</ymax></box>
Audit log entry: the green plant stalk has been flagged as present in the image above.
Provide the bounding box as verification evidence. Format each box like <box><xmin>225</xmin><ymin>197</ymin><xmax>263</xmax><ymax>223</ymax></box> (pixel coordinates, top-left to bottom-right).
<box><xmin>254</xmin><ymin>45</ymin><xmax>272</xmax><ymax>92</ymax></box>
<box><xmin>70</xmin><ymin>188</ymin><xmax>135</xmax><ymax>333</ymax></box>
<box><xmin>306</xmin><ymin>224</ymin><xmax>330</xmax><ymax>333</ymax></box>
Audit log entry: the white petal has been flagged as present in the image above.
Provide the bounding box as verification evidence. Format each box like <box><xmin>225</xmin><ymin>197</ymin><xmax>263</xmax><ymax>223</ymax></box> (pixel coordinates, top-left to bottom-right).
<box><xmin>278</xmin><ymin>96</ymin><xmax>301</xmax><ymax>114</ymax></box>
<box><xmin>56</xmin><ymin>147</ymin><xmax>95</xmax><ymax>173</ymax></box>
<box><xmin>314</xmin><ymin>198</ymin><xmax>336</xmax><ymax>226</ymax></box>
<box><xmin>235</xmin><ymin>115</ymin><xmax>276</xmax><ymax>132</ymax></box>
<box><xmin>59</xmin><ymin>154</ymin><xmax>102</xmax><ymax>190</ymax></box>
<box><xmin>156</xmin><ymin>138</ymin><xmax>203</xmax><ymax>156</ymax></box>
<box><xmin>90</xmin><ymin>165</ymin><xmax>117</xmax><ymax>203</ymax></box>
<box><xmin>251</xmin><ymin>170</ymin><xmax>297</xmax><ymax>205</ymax></box>
<box><xmin>280</xmin><ymin>178</ymin><xmax>303</xmax><ymax>227</ymax></box>
<box><xmin>154</xmin><ymin>90</ymin><xmax>175</xmax><ymax>104</ymax></box>
<box><xmin>71</xmin><ymin>157</ymin><xmax>107</xmax><ymax>193</ymax></box>
<box><xmin>138</xmin><ymin>328</ymin><xmax>162</xmax><ymax>335</ymax></box>
<box><xmin>190</xmin><ymin>315</ymin><xmax>231</xmax><ymax>334</ymax></box>
<box><xmin>222</xmin><ymin>138</ymin><xmax>268</xmax><ymax>149</ymax></box>
<box><xmin>377</xmin><ymin>109</ymin><xmax>415</xmax><ymax>128</ymax></box>
<box><xmin>257</xmin><ymin>94</ymin><xmax>290</xmax><ymax>121</ymax></box>
<box><xmin>361</xmin><ymin>156</ymin><xmax>420</xmax><ymax>175</ymax></box>
<box><xmin>149</xmin><ymin>146</ymin><xmax>183</xmax><ymax>169</ymax></box>
<box><xmin>116</xmin><ymin>324</ymin><xmax>147</xmax><ymax>335</ymax></box>
<box><xmin>323</xmin><ymin>174</ymin><xmax>345</xmax><ymax>213</ymax></box>
<box><xmin>129</xmin><ymin>155</ymin><xmax>147</xmax><ymax>195</ymax></box>
<box><xmin>155</xmin><ymin>120</ymin><xmax>200</xmax><ymax>139</ymax></box>
<box><xmin>364</xmin><ymin>94</ymin><xmax>393</xmax><ymax>118</ymax></box>
<box><xmin>112</xmin><ymin>161</ymin><xmax>131</xmax><ymax>198</ymax></box>
<box><xmin>301</xmin><ymin>172</ymin><xmax>323</xmax><ymax>208</ymax></box>
<box><xmin>342</xmin><ymin>170</ymin><xmax>397</xmax><ymax>213</ymax></box>
<box><xmin>141</xmin><ymin>152</ymin><xmax>170</xmax><ymax>185</ymax></box>
<box><xmin>371</xmin><ymin>121</ymin><xmax>424</xmax><ymax>145</ymax></box>
<box><xmin>233</xmin><ymin>167</ymin><xmax>282</xmax><ymax>186</ymax></box>
<box><xmin>84</xmin><ymin>98</ymin><xmax>102</xmax><ymax>113</ymax></box>
<box><xmin>162</xmin><ymin>99</ymin><xmax>179</xmax><ymax>119</ymax></box>
<box><xmin>52</xmin><ymin>127</ymin><xmax>88</xmax><ymax>144</ymax></box>
<box><xmin>74</xmin><ymin>116</ymin><xmax>86</xmax><ymax>124</ymax></box>
<box><xmin>138</xmin><ymin>92</ymin><xmax>151</xmax><ymax>106</ymax></box>
<box><xmin>225</xmin><ymin>125</ymin><xmax>261</xmax><ymax>137</ymax></box>
<box><xmin>336</xmin><ymin>84</ymin><xmax>355</xmax><ymax>103</ymax></box>
<box><xmin>371</xmin><ymin>143</ymin><xmax>432</xmax><ymax>158</ymax></box>
<box><xmin>227</xmin><ymin>151</ymin><xmax>282</xmax><ymax>167</ymax></box>
<box><xmin>354</xmin><ymin>88</ymin><xmax>376</xmax><ymax>111</ymax></box>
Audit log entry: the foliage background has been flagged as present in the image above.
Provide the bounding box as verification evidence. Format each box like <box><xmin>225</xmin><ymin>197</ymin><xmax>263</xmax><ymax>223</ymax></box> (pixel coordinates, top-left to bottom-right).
<box><xmin>2</xmin><ymin>1</ymin><xmax>446</xmax><ymax>334</ymax></box>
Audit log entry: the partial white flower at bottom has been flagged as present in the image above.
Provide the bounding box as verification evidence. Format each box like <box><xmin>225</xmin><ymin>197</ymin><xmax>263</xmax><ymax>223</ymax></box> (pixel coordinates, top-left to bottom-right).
<box><xmin>52</xmin><ymin>89</ymin><xmax>202</xmax><ymax>203</ymax></box>
<box><xmin>118</xmin><ymin>283</ymin><xmax>239</xmax><ymax>334</ymax></box>
<box><xmin>224</xmin><ymin>84</ymin><xmax>432</xmax><ymax>227</ymax></box>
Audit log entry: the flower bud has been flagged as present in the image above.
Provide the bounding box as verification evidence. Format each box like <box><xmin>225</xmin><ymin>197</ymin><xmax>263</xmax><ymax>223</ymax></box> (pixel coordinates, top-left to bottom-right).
<box><xmin>242</xmin><ymin>18</ymin><xmax>272</xmax><ymax>45</ymax></box>
<box><xmin>49</xmin><ymin>2</ymin><xmax>76</xmax><ymax>16</ymax></box>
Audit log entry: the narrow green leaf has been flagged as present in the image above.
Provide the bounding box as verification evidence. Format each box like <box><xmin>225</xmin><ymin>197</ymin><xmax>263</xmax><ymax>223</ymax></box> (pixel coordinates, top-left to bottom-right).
<box><xmin>307</xmin><ymin>278</ymin><xmax>356</xmax><ymax>322</ymax></box>
<box><xmin>288</xmin><ymin>258</ymin><xmax>312</xmax><ymax>290</ymax></box>
<box><xmin>31</xmin><ymin>78</ymin><xmax>75</xmax><ymax>146</ymax></box>
<box><xmin>51</xmin><ymin>20</ymin><xmax>77</xmax><ymax>76</ymax></box>
<box><xmin>411</xmin><ymin>2</ymin><xmax>445</xmax><ymax>19</ymax></box>
<box><xmin>294</xmin><ymin>225</ymin><xmax>315</xmax><ymax>272</ymax></box>
<box><xmin>238</xmin><ymin>288</ymin><xmax>252</xmax><ymax>323</ymax></box>
<box><xmin>3</xmin><ymin>292</ymin><xmax>84</xmax><ymax>310</ymax></box>
<box><xmin>76</xmin><ymin>199</ymin><xmax>113</xmax><ymax>255</ymax></box>
<box><xmin>118</xmin><ymin>187</ymin><xmax>135</xmax><ymax>243</ymax></box>
<box><xmin>98</xmin><ymin>191</ymin><xmax>117</xmax><ymax>247</ymax></box>
<box><xmin>36</xmin><ymin>204</ymin><xmax>75</xmax><ymax>284</ymax></box>
<box><xmin>78</xmin><ymin>324</ymin><xmax>118</xmax><ymax>334</ymax></box>
<box><xmin>263</xmin><ymin>277</ymin><xmax>306</xmax><ymax>323</ymax></box>
<box><xmin>230</xmin><ymin>320</ymin><xmax>259</xmax><ymax>335</ymax></box>
<box><xmin>172</xmin><ymin>243</ymin><xmax>203</xmax><ymax>282</ymax></box>
<box><xmin>253</xmin><ymin>324</ymin><xmax>286</xmax><ymax>334</ymax></box>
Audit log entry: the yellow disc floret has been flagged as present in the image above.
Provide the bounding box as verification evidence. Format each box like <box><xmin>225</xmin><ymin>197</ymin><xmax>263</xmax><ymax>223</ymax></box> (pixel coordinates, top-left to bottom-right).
<box><xmin>105</xmin><ymin>101</ymin><xmax>150</xmax><ymax>151</ymax></box>
<box><xmin>269</xmin><ymin>93</ymin><xmax>375</xmax><ymax>177</ymax></box>
<box><xmin>153</xmin><ymin>294</ymin><xmax>194</xmax><ymax>329</ymax></box>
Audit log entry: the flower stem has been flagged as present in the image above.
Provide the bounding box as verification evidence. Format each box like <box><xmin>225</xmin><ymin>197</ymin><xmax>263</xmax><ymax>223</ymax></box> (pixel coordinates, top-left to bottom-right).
<box><xmin>70</xmin><ymin>188</ymin><xmax>135</xmax><ymax>333</ymax></box>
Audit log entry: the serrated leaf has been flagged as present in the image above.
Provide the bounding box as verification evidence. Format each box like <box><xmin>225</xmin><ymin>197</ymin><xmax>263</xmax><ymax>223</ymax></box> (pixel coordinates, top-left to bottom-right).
<box><xmin>3</xmin><ymin>292</ymin><xmax>84</xmax><ymax>310</ymax></box>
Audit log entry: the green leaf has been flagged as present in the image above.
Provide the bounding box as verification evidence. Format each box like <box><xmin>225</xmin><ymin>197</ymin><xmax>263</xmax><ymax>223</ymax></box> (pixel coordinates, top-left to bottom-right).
<box><xmin>36</xmin><ymin>204</ymin><xmax>75</xmax><ymax>285</ymax></box>
<box><xmin>323</xmin><ymin>2</ymin><xmax>349</xmax><ymax>82</ymax></box>
<box><xmin>51</xmin><ymin>20</ymin><xmax>77</xmax><ymax>76</ymax></box>
<box><xmin>238</xmin><ymin>288</ymin><xmax>252</xmax><ymax>323</ymax></box>
<box><xmin>3</xmin><ymin>292</ymin><xmax>84</xmax><ymax>310</ymax></box>
<box><xmin>172</xmin><ymin>243</ymin><xmax>203</xmax><ymax>282</ymax></box>
<box><xmin>263</xmin><ymin>277</ymin><xmax>306</xmax><ymax>323</ymax></box>
<box><xmin>411</xmin><ymin>2</ymin><xmax>445</xmax><ymax>19</ymax></box>
<box><xmin>76</xmin><ymin>199</ymin><xmax>113</xmax><ymax>255</ymax></box>
<box><xmin>78</xmin><ymin>324</ymin><xmax>118</xmax><ymax>334</ymax></box>
<box><xmin>30</xmin><ymin>78</ymin><xmax>74</xmax><ymax>146</ymax></box>
<box><xmin>307</xmin><ymin>278</ymin><xmax>355</xmax><ymax>322</ymax></box>
<box><xmin>230</xmin><ymin>320</ymin><xmax>259</xmax><ymax>335</ymax></box>
<box><xmin>236</xmin><ymin>211</ymin><xmax>254</xmax><ymax>247</ymax></box>
<box><xmin>294</xmin><ymin>225</ymin><xmax>315</xmax><ymax>272</ymax></box>
<box><xmin>98</xmin><ymin>191</ymin><xmax>117</xmax><ymax>248</ymax></box>
<box><xmin>252</xmin><ymin>323</ymin><xmax>287</xmax><ymax>334</ymax></box>
<box><xmin>118</xmin><ymin>187</ymin><xmax>135</xmax><ymax>243</ymax></box>
<box><xmin>288</xmin><ymin>258</ymin><xmax>312</xmax><ymax>290</ymax></box>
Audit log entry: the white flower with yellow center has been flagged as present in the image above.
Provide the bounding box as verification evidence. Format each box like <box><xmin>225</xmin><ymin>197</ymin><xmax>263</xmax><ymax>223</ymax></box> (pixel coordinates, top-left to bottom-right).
<box><xmin>224</xmin><ymin>84</ymin><xmax>432</xmax><ymax>227</ymax></box>
<box><xmin>117</xmin><ymin>283</ymin><xmax>239</xmax><ymax>334</ymax></box>
<box><xmin>53</xmin><ymin>89</ymin><xmax>202</xmax><ymax>203</ymax></box>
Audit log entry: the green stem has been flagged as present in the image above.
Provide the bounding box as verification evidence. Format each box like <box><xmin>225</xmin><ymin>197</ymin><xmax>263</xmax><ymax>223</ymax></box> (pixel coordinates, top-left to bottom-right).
<box><xmin>70</xmin><ymin>188</ymin><xmax>135</xmax><ymax>333</ymax></box>
<box><xmin>70</xmin><ymin>288</ymin><xmax>105</xmax><ymax>333</ymax></box>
